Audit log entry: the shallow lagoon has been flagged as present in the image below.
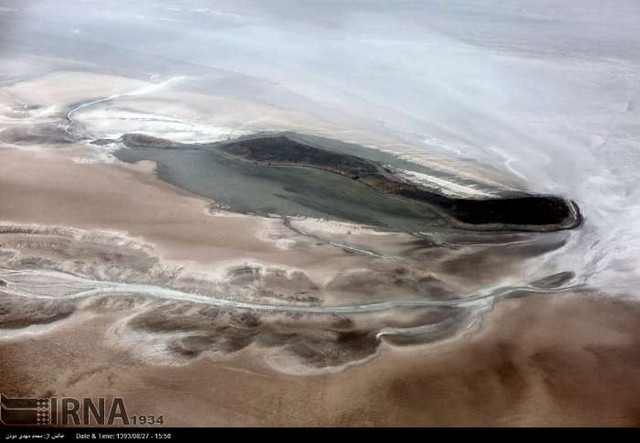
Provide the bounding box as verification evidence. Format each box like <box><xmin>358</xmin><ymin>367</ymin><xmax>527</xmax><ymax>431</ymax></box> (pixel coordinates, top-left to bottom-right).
<box><xmin>116</xmin><ymin>143</ymin><xmax>446</xmax><ymax>232</ymax></box>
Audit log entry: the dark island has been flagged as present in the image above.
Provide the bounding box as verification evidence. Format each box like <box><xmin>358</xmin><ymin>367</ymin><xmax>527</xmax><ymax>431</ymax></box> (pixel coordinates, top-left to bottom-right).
<box><xmin>120</xmin><ymin>133</ymin><xmax>582</xmax><ymax>232</ymax></box>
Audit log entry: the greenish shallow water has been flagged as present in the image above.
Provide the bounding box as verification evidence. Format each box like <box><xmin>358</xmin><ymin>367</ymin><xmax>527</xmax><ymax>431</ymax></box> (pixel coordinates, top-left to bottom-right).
<box><xmin>115</xmin><ymin>146</ymin><xmax>446</xmax><ymax>232</ymax></box>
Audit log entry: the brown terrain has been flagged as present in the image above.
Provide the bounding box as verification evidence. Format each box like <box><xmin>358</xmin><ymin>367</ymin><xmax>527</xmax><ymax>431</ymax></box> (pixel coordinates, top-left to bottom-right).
<box><xmin>0</xmin><ymin>146</ymin><xmax>639</xmax><ymax>426</ymax></box>
<box><xmin>1</xmin><ymin>291</ymin><xmax>639</xmax><ymax>426</ymax></box>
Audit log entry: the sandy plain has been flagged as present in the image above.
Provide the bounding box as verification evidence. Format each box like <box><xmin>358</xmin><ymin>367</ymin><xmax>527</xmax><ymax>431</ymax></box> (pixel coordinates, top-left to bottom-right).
<box><xmin>0</xmin><ymin>63</ymin><xmax>639</xmax><ymax>426</ymax></box>
<box><xmin>1</xmin><ymin>289</ymin><xmax>639</xmax><ymax>426</ymax></box>
<box><xmin>0</xmin><ymin>144</ymin><xmax>638</xmax><ymax>426</ymax></box>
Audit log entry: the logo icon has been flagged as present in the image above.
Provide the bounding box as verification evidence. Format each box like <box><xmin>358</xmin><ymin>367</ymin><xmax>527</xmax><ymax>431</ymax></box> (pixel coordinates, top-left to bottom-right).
<box><xmin>0</xmin><ymin>394</ymin><xmax>54</xmax><ymax>426</ymax></box>
<box><xmin>1</xmin><ymin>394</ymin><xmax>162</xmax><ymax>426</ymax></box>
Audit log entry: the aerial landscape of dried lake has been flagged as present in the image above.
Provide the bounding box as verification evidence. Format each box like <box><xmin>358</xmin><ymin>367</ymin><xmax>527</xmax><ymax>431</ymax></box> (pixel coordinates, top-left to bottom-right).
<box><xmin>1</xmin><ymin>0</ymin><xmax>640</xmax><ymax>427</ymax></box>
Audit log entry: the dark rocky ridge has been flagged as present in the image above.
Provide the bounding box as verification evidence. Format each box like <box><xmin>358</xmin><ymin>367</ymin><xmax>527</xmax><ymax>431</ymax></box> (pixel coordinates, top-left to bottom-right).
<box><xmin>120</xmin><ymin>133</ymin><xmax>581</xmax><ymax>232</ymax></box>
